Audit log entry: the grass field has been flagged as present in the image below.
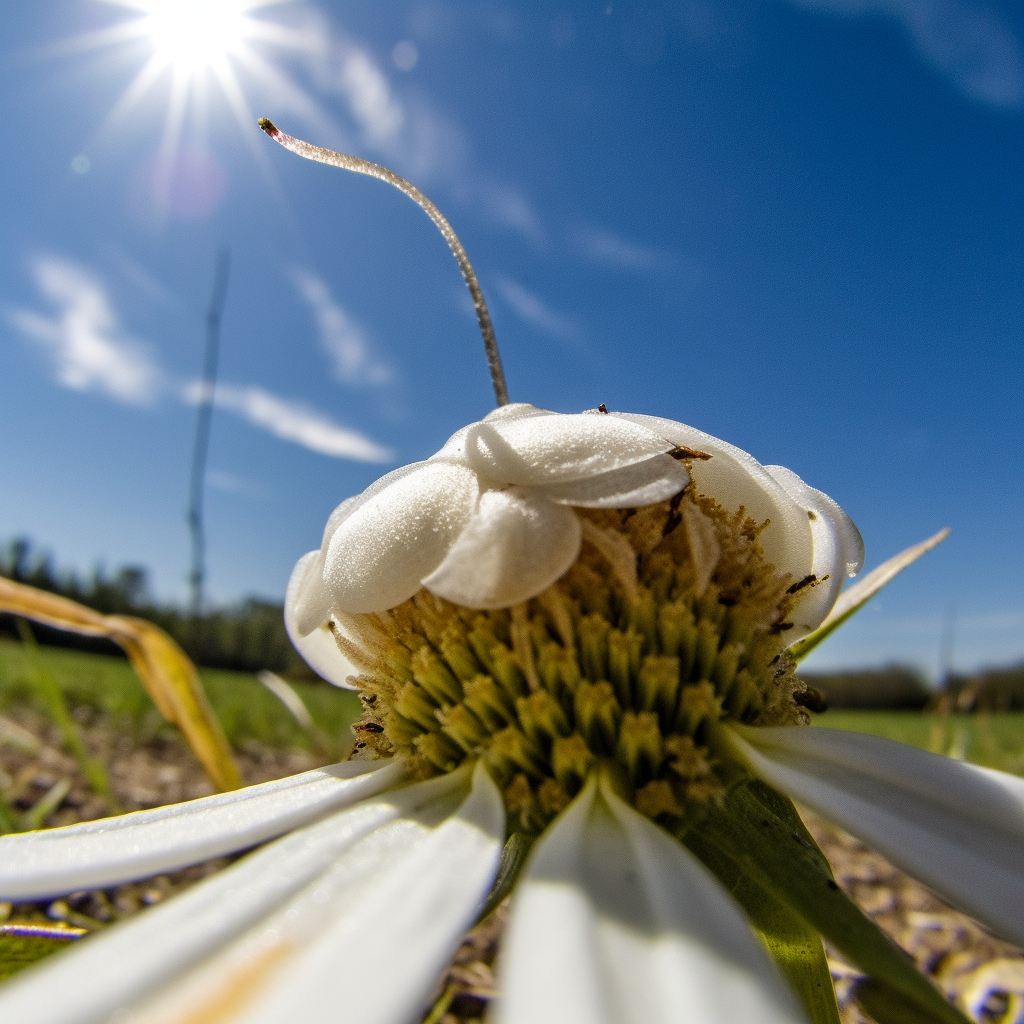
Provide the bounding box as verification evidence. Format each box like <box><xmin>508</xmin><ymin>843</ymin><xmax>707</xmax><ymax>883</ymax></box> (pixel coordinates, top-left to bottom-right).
<box><xmin>0</xmin><ymin>639</ymin><xmax>362</xmax><ymax>754</ymax></box>
<box><xmin>3</xmin><ymin>638</ymin><xmax>1023</xmax><ymax>777</ymax></box>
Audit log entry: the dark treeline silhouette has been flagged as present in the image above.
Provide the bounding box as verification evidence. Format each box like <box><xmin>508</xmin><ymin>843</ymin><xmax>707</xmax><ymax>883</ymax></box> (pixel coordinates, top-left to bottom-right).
<box><xmin>0</xmin><ymin>538</ymin><xmax>311</xmax><ymax>677</ymax></box>
<box><xmin>800</xmin><ymin>666</ymin><xmax>932</xmax><ymax>710</ymax></box>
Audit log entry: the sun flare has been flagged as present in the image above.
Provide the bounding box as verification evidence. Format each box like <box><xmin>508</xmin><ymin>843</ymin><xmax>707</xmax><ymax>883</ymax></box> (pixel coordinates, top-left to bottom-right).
<box><xmin>56</xmin><ymin>0</ymin><xmax>315</xmax><ymax>199</ymax></box>
<box><xmin>138</xmin><ymin>0</ymin><xmax>250</xmax><ymax>75</ymax></box>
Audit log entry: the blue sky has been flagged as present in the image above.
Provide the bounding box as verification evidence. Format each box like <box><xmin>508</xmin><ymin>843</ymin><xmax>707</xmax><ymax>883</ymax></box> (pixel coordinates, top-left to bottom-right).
<box><xmin>0</xmin><ymin>0</ymin><xmax>1021</xmax><ymax>677</ymax></box>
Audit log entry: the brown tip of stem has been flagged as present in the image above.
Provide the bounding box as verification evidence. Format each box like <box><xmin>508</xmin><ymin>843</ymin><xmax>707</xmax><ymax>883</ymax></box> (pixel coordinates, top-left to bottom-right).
<box><xmin>257</xmin><ymin>118</ymin><xmax>280</xmax><ymax>138</ymax></box>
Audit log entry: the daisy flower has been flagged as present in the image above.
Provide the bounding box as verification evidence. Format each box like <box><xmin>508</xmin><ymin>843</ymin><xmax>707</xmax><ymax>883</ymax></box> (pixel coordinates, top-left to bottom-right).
<box><xmin>1</xmin><ymin>126</ymin><xmax>1020</xmax><ymax>1024</ymax></box>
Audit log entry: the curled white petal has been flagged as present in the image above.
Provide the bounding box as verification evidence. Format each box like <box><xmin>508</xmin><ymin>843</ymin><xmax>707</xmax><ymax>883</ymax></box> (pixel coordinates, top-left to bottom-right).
<box><xmin>286</xmin><ymin>549</ymin><xmax>333</xmax><ymax>639</ymax></box>
<box><xmin>762</xmin><ymin>465</ymin><xmax>864</xmax><ymax>634</ymax></box>
<box><xmin>423</xmin><ymin>487</ymin><xmax>582</xmax><ymax>608</ymax></box>
<box><xmin>324</xmin><ymin>461</ymin><xmax>479</xmax><ymax>613</ymax></box>
<box><xmin>531</xmin><ymin>453</ymin><xmax>689</xmax><ymax>509</ymax></box>
<box><xmin>284</xmin><ymin>552</ymin><xmax>359</xmax><ymax>687</ymax></box>
<box><xmin>0</xmin><ymin>759</ymin><xmax>406</xmax><ymax>901</ymax></box>
<box><xmin>461</xmin><ymin>412</ymin><xmax>673</xmax><ymax>486</ymax></box>
<box><xmin>494</xmin><ymin>772</ymin><xmax>808</xmax><ymax>1024</ymax></box>
<box><xmin>728</xmin><ymin>725</ymin><xmax>1024</xmax><ymax>948</ymax></box>
<box><xmin>431</xmin><ymin>403</ymin><xmax>550</xmax><ymax>465</ymax></box>
<box><xmin>0</xmin><ymin>765</ymin><xmax>504</xmax><ymax>1024</ymax></box>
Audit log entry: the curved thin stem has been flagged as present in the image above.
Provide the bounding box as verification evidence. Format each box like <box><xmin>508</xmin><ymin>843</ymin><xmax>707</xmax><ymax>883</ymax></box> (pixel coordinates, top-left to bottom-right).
<box><xmin>258</xmin><ymin>118</ymin><xmax>509</xmax><ymax>407</ymax></box>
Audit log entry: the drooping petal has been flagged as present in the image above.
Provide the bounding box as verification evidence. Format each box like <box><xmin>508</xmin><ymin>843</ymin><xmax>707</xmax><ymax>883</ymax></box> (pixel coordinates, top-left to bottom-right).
<box><xmin>531</xmin><ymin>454</ymin><xmax>689</xmax><ymax>509</ymax></box>
<box><xmin>762</xmin><ymin>465</ymin><xmax>865</xmax><ymax>633</ymax></box>
<box><xmin>728</xmin><ymin>725</ymin><xmax>1024</xmax><ymax>947</ymax></box>
<box><xmin>0</xmin><ymin>759</ymin><xmax>406</xmax><ymax>901</ymax></box>
<box><xmin>493</xmin><ymin>772</ymin><xmax>808</xmax><ymax>1024</ymax></box>
<box><xmin>423</xmin><ymin>487</ymin><xmax>582</xmax><ymax>608</ymax></box>
<box><xmin>324</xmin><ymin>461</ymin><xmax>479</xmax><ymax>613</ymax></box>
<box><xmin>0</xmin><ymin>765</ymin><xmax>504</xmax><ymax>1024</ymax></box>
<box><xmin>451</xmin><ymin>412</ymin><xmax>673</xmax><ymax>486</ymax></box>
<box><xmin>611</xmin><ymin>413</ymin><xmax>839</xmax><ymax>637</ymax></box>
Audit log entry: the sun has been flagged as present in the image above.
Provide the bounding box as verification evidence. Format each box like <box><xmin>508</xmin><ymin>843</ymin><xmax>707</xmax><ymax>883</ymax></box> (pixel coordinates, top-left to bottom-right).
<box><xmin>137</xmin><ymin>0</ymin><xmax>250</xmax><ymax>75</ymax></box>
<box><xmin>54</xmin><ymin>0</ymin><xmax>319</xmax><ymax>184</ymax></box>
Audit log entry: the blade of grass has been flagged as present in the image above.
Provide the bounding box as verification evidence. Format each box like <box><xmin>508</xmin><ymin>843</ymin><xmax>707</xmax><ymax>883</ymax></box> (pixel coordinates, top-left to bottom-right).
<box><xmin>789</xmin><ymin>529</ymin><xmax>950</xmax><ymax>663</ymax></box>
<box><xmin>20</xmin><ymin>778</ymin><xmax>72</xmax><ymax>833</ymax></box>
<box><xmin>14</xmin><ymin>618</ymin><xmax>112</xmax><ymax>802</ymax></box>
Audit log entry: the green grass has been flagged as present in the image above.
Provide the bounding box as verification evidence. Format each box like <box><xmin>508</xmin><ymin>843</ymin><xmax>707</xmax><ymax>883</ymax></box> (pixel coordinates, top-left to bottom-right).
<box><xmin>0</xmin><ymin>639</ymin><xmax>362</xmax><ymax>753</ymax></box>
<box><xmin>818</xmin><ymin>709</ymin><xmax>1024</xmax><ymax>776</ymax></box>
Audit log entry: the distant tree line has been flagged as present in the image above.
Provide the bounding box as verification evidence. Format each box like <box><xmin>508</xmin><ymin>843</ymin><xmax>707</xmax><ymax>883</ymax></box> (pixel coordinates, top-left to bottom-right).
<box><xmin>799</xmin><ymin>666</ymin><xmax>931</xmax><ymax>710</ymax></box>
<box><xmin>0</xmin><ymin>537</ymin><xmax>312</xmax><ymax>677</ymax></box>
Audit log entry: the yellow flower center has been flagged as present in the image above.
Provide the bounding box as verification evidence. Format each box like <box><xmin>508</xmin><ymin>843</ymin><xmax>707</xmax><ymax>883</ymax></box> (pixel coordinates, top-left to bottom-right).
<box><xmin>336</xmin><ymin>492</ymin><xmax>816</xmax><ymax>833</ymax></box>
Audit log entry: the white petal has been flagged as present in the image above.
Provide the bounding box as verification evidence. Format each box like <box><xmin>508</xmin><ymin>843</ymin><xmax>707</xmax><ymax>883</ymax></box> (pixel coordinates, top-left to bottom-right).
<box><xmin>320</xmin><ymin>462</ymin><xmax>434</xmax><ymax>549</ymax></box>
<box><xmin>728</xmin><ymin>724</ymin><xmax>1024</xmax><ymax>947</ymax></box>
<box><xmin>611</xmin><ymin>413</ymin><xmax>823</xmax><ymax>633</ymax></box>
<box><xmin>763</xmin><ymin>465</ymin><xmax>865</xmax><ymax>633</ymax></box>
<box><xmin>530</xmin><ymin>454</ymin><xmax>689</xmax><ymax>509</ymax></box>
<box><xmin>324</xmin><ymin>461</ymin><xmax>479</xmax><ymax>612</ymax></box>
<box><xmin>284</xmin><ymin>552</ymin><xmax>359</xmax><ymax>687</ymax></box>
<box><xmin>457</xmin><ymin>412</ymin><xmax>673</xmax><ymax>486</ymax></box>
<box><xmin>286</xmin><ymin>549</ymin><xmax>334</xmax><ymax>638</ymax></box>
<box><xmin>0</xmin><ymin>765</ymin><xmax>503</xmax><ymax>1024</ymax></box>
<box><xmin>493</xmin><ymin>773</ymin><xmax>808</xmax><ymax>1024</ymax></box>
<box><xmin>0</xmin><ymin>759</ymin><xmax>406</xmax><ymax>901</ymax></box>
<box><xmin>423</xmin><ymin>487</ymin><xmax>582</xmax><ymax>608</ymax></box>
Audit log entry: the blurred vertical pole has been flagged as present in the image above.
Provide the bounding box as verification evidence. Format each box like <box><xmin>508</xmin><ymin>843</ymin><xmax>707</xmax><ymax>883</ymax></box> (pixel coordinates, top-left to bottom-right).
<box><xmin>187</xmin><ymin>247</ymin><xmax>230</xmax><ymax>617</ymax></box>
<box><xmin>940</xmin><ymin>603</ymin><xmax>956</xmax><ymax>689</ymax></box>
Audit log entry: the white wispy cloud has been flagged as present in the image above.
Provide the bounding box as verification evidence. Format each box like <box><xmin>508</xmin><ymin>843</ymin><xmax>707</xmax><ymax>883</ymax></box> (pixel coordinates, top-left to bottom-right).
<box><xmin>290</xmin><ymin>269</ymin><xmax>392</xmax><ymax>386</ymax></box>
<box><xmin>8</xmin><ymin>256</ymin><xmax>161</xmax><ymax>405</ymax></box>
<box><xmin>186</xmin><ymin>381</ymin><xmax>394</xmax><ymax>463</ymax></box>
<box><xmin>789</xmin><ymin>0</ymin><xmax>1024</xmax><ymax>107</ymax></box>
<box><xmin>573</xmin><ymin>225</ymin><xmax>663</xmax><ymax>271</ymax></box>
<box><xmin>492</xmin><ymin>275</ymin><xmax>579</xmax><ymax>341</ymax></box>
<box><xmin>206</xmin><ymin>469</ymin><xmax>266</xmax><ymax>497</ymax></box>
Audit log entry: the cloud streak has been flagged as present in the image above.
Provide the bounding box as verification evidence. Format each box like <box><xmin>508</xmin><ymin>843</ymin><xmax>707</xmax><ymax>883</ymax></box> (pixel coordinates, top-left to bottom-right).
<box><xmin>291</xmin><ymin>269</ymin><xmax>392</xmax><ymax>386</ymax></box>
<box><xmin>493</xmin><ymin>275</ymin><xmax>579</xmax><ymax>341</ymax></box>
<box><xmin>186</xmin><ymin>382</ymin><xmax>394</xmax><ymax>463</ymax></box>
<box><xmin>8</xmin><ymin>256</ymin><xmax>161</xmax><ymax>405</ymax></box>
<box><xmin>9</xmin><ymin>255</ymin><xmax>393</xmax><ymax>464</ymax></box>
<box><xmin>789</xmin><ymin>0</ymin><xmax>1024</xmax><ymax>107</ymax></box>
<box><xmin>573</xmin><ymin>225</ymin><xmax>663</xmax><ymax>271</ymax></box>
